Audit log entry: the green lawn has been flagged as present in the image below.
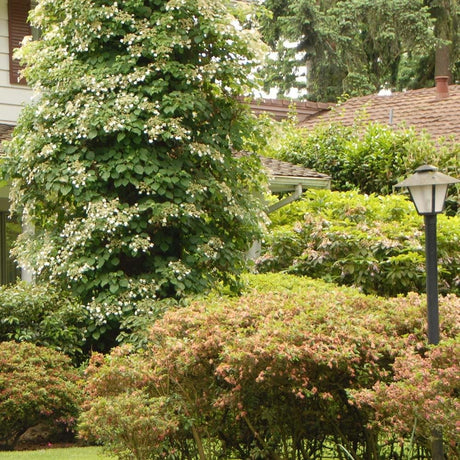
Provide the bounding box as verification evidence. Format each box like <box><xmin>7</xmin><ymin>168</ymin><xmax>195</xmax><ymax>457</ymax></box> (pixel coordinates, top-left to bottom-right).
<box><xmin>0</xmin><ymin>447</ymin><xmax>114</xmax><ymax>460</ymax></box>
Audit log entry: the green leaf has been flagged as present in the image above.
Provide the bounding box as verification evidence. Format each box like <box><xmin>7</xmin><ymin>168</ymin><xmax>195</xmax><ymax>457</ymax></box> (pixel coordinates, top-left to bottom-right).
<box><xmin>60</xmin><ymin>184</ymin><xmax>72</xmax><ymax>195</ymax></box>
<box><xmin>88</xmin><ymin>129</ymin><xmax>98</xmax><ymax>139</ymax></box>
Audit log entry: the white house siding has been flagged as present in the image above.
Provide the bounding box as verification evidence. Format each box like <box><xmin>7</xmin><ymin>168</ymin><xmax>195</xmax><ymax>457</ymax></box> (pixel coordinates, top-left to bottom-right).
<box><xmin>0</xmin><ymin>1</ymin><xmax>34</xmax><ymax>283</ymax></box>
<box><xmin>0</xmin><ymin>0</ymin><xmax>32</xmax><ymax>125</ymax></box>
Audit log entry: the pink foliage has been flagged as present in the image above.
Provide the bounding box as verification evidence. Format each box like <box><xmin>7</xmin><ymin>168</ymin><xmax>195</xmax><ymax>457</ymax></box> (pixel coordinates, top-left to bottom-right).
<box><xmin>80</xmin><ymin>275</ymin><xmax>459</xmax><ymax>458</ymax></box>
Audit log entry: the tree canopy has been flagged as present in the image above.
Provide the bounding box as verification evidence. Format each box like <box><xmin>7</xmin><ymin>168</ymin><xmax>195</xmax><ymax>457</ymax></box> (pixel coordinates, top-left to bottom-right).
<box><xmin>2</xmin><ymin>0</ymin><xmax>266</xmax><ymax>341</ymax></box>
<box><xmin>258</xmin><ymin>0</ymin><xmax>459</xmax><ymax>101</ymax></box>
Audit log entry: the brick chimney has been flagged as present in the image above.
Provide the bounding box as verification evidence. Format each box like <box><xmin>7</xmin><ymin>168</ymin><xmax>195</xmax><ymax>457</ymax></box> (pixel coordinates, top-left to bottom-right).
<box><xmin>435</xmin><ymin>76</ymin><xmax>449</xmax><ymax>99</ymax></box>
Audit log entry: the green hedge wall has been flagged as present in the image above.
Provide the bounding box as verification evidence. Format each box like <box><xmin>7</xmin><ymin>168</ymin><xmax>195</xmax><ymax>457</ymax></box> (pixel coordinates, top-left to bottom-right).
<box><xmin>264</xmin><ymin>119</ymin><xmax>459</xmax><ymax>214</ymax></box>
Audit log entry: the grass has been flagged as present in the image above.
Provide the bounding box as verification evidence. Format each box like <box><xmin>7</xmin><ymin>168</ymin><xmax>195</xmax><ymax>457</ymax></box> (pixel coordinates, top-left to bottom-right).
<box><xmin>0</xmin><ymin>447</ymin><xmax>114</xmax><ymax>460</ymax></box>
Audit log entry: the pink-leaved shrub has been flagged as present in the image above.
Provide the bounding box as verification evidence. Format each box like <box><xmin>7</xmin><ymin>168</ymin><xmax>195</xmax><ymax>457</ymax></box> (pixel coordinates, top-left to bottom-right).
<box><xmin>0</xmin><ymin>341</ymin><xmax>82</xmax><ymax>450</ymax></box>
<box><xmin>79</xmin><ymin>274</ymin><xmax>459</xmax><ymax>459</ymax></box>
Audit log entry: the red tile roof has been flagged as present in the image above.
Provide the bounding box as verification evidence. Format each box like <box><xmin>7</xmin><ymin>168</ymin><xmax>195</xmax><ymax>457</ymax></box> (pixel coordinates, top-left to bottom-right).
<box><xmin>300</xmin><ymin>84</ymin><xmax>460</xmax><ymax>142</ymax></box>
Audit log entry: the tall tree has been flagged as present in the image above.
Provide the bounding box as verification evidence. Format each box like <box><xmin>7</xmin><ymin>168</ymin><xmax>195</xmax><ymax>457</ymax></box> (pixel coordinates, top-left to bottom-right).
<box><xmin>259</xmin><ymin>0</ymin><xmax>457</xmax><ymax>101</ymax></box>
<box><xmin>428</xmin><ymin>0</ymin><xmax>459</xmax><ymax>79</ymax></box>
<box><xmin>397</xmin><ymin>0</ymin><xmax>459</xmax><ymax>89</ymax></box>
<box><xmin>2</xmin><ymin>0</ymin><xmax>265</xmax><ymax>341</ymax></box>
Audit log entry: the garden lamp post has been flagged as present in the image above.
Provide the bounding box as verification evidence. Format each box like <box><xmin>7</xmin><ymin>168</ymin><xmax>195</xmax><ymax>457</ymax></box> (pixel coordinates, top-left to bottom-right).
<box><xmin>395</xmin><ymin>164</ymin><xmax>459</xmax><ymax>460</ymax></box>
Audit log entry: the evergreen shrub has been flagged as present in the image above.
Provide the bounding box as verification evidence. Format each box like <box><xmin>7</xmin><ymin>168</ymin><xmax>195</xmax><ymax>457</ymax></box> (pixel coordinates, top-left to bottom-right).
<box><xmin>266</xmin><ymin>119</ymin><xmax>459</xmax><ymax>213</ymax></box>
<box><xmin>258</xmin><ymin>190</ymin><xmax>460</xmax><ymax>297</ymax></box>
<box><xmin>79</xmin><ymin>274</ymin><xmax>459</xmax><ymax>459</ymax></box>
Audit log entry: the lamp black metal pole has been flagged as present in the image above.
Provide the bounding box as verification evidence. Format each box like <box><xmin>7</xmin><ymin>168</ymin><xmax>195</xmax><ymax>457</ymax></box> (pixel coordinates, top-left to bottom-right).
<box><xmin>424</xmin><ymin>214</ymin><xmax>439</xmax><ymax>346</ymax></box>
<box><xmin>424</xmin><ymin>213</ymin><xmax>443</xmax><ymax>460</ymax></box>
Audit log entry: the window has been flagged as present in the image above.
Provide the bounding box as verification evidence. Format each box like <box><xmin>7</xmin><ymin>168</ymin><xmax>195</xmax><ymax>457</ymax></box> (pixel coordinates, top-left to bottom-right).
<box><xmin>8</xmin><ymin>0</ymin><xmax>32</xmax><ymax>85</ymax></box>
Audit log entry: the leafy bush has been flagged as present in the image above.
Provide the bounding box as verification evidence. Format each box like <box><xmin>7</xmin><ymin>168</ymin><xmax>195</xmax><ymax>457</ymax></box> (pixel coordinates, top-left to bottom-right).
<box><xmin>79</xmin><ymin>274</ymin><xmax>459</xmax><ymax>459</ymax></box>
<box><xmin>0</xmin><ymin>281</ymin><xmax>177</xmax><ymax>361</ymax></box>
<box><xmin>353</xmin><ymin>338</ymin><xmax>459</xmax><ymax>447</ymax></box>
<box><xmin>257</xmin><ymin>190</ymin><xmax>460</xmax><ymax>297</ymax></box>
<box><xmin>0</xmin><ymin>341</ymin><xmax>82</xmax><ymax>450</ymax></box>
<box><xmin>264</xmin><ymin>118</ymin><xmax>459</xmax><ymax>213</ymax></box>
<box><xmin>0</xmin><ymin>282</ymin><xmax>88</xmax><ymax>362</ymax></box>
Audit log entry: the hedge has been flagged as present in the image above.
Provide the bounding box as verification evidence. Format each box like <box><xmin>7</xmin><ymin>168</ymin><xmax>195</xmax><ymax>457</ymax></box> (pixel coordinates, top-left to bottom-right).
<box><xmin>265</xmin><ymin>119</ymin><xmax>459</xmax><ymax>213</ymax></box>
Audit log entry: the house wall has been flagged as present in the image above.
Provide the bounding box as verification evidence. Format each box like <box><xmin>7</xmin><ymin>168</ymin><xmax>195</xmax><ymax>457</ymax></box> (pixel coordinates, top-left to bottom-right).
<box><xmin>0</xmin><ymin>0</ymin><xmax>32</xmax><ymax>125</ymax></box>
<box><xmin>0</xmin><ymin>0</ymin><xmax>33</xmax><ymax>284</ymax></box>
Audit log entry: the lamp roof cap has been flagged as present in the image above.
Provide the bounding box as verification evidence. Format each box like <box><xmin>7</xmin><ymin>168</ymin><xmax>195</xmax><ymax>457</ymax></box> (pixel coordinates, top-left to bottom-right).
<box><xmin>394</xmin><ymin>164</ymin><xmax>460</xmax><ymax>188</ymax></box>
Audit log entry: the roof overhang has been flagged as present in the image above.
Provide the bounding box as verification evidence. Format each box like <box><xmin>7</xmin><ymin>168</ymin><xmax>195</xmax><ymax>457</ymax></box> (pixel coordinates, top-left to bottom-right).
<box><xmin>269</xmin><ymin>175</ymin><xmax>331</xmax><ymax>193</ymax></box>
<box><xmin>257</xmin><ymin>155</ymin><xmax>331</xmax><ymax>193</ymax></box>
<box><xmin>242</xmin><ymin>97</ymin><xmax>332</xmax><ymax>122</ymax></box>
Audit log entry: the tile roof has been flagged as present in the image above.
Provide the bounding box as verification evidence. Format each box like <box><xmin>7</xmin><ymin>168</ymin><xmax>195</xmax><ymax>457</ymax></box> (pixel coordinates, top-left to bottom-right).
<box><xmin>259</xmin><ymin>156</ymin><xmax>331</xmax><ymax>193</ymax></box>
<box><xmin>300</xmin><ymin>84</ymin><xmax>460</xmax><ymax>142</ymax></box>
<box><xmin>259</xmin><ymin>156</ymin><xmax>328</xmax><ymax>179</ymax></box>
<box><xmin>245</xmin><ymin>97</ymin><xmax>331</xmax><ymax>122</ymax></box>
<box><xmin>236</xmin><ymin>152</ymin><xmax>331</xmax><ymax>192</ymax></box>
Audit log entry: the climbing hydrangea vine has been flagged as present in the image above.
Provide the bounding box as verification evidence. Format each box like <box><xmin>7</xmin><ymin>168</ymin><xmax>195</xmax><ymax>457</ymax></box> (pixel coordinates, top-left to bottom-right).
<box><xmin>2</xmin><ymin>0</ymin><xmax>266</xmax><ymax>343</ymax></box>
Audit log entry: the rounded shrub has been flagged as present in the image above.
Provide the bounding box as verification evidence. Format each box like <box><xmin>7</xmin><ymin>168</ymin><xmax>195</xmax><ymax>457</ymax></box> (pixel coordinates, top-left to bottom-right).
<box><xmin>79</xmin><ymin>274</ymin><xmax>459</xmax><ymax>459</ymax></box>
<box><xmin>0</xmin><ymin>341</ymin><xmax>82</xmax><ymax>450</ymax></box>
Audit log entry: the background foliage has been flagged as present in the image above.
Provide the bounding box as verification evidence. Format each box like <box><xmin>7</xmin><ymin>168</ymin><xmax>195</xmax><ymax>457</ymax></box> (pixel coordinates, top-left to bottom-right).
<box><xmin>2</xmin><ymin>0</ymin><xmax>266</xmax><ymax>351</ymax></box>
<box><xmin>257</xmin><ymin>190</ymin><xmax>460</xmax><ymax>297</ymax></box>
<box><xmin>262</xmin><ymin>118</ymin><xmax>459</xmax><ymax>207</ymax></box>
<box><xmin>0</xmin><ymin>282</ymin><xmax>87</xmax><ymax>362</ymax></box>
<box><xmin>258</xmin><ymin>0</ymin><xmax>459</xmax><ymax>101</ymax></box>
<box><xmin>79</xmin><ymin>273</ymin><xmax>459</xmax><ymax>459</ymax></box>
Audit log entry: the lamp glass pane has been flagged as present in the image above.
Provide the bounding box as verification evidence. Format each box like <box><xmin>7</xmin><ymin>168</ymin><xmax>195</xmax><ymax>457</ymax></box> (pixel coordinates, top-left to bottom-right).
<box><xmin>409</xmin><ymin>184</ymin><xmax>448</xmax><ymax>214</ymax></box>
<box><xmin>434</xmin><ymin>184</ymin><xmax>448</xmax><ymax>213</ymax></box>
